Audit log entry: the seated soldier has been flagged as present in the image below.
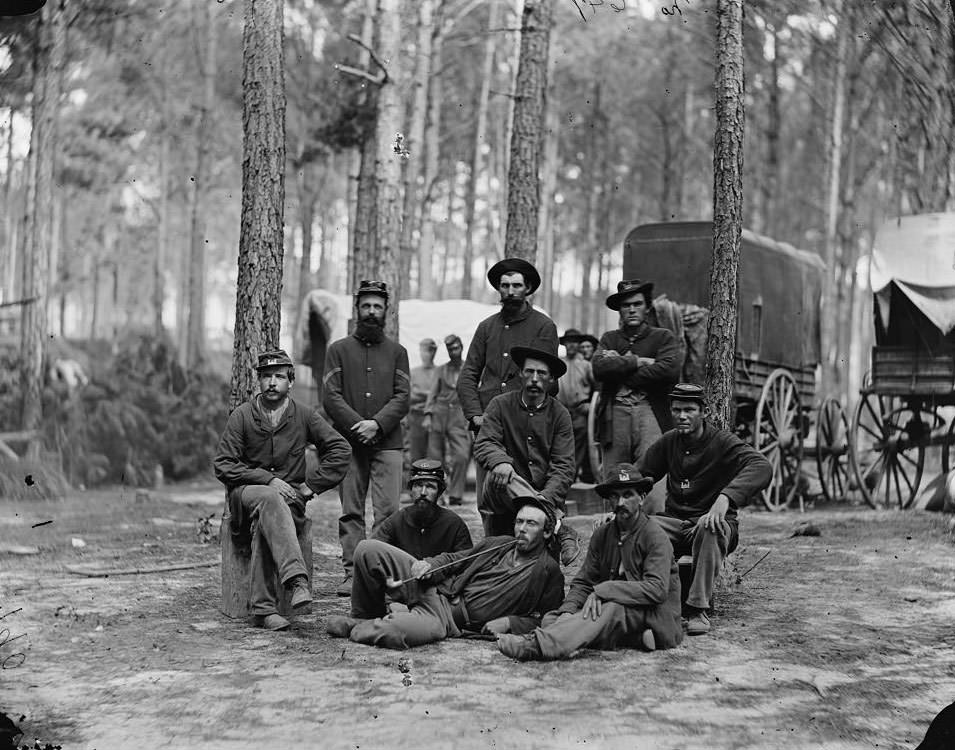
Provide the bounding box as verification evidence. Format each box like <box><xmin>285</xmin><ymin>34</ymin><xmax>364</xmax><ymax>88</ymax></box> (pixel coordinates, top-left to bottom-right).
<box><xmin>640</xmin><ymin>383</ymin><xmax>772</xmax><ymax>635</ymax></box>
<box><xmin>325</xmin><ymin>498</ymin><xmax>564</xmax><ymax>650</ymax></box>
<box><xmin>497</xmin><ymin>463</ymin><xmax>683</xmax><ymax>660</ymax></box>
<box><xmin>372</xmin><ymin>459</ymin><xmax>472</xmax><ymax>559</ymax></box>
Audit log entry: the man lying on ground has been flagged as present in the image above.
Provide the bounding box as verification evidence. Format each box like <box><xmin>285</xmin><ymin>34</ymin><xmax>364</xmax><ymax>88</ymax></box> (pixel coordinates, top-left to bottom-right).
<box><xmin>497</xmin><ymin>463</ymin><xmax>683</xmax><ymax>660</ymax></box>
<box><xmin>326</xmin><ymin>498</ymin><xmax>564</xmax><ymax>649</ymax></box>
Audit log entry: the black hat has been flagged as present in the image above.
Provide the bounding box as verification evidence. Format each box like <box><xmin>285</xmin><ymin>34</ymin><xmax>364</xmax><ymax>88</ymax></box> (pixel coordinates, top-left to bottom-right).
<box><xmin>487</xmin><ymin>258</ymin><xmax>542</xmax><ymax>294</ymax></box>
<box><xmin>559</xmin><ymin>328</ymin><xmax>585</xmax><ymax>345</ymax></box>
<box><xmin>408</xmin><ymin>458</ymin><xmax>446</xmax><ymax>494</ymax></box>
<box><xmin>579</xmin><ymin>333</ymin><xmax>599</xmax><ymax>348</ymax></box>
<box><xmin>606</xmin><ymin>279</ymin><xmax>654</xmax><ymax>311</ymax></box>
<box><xmin>355</xmin><ymin>279</ymin><xmax>389</xmax><ymax>301</ymax></box>
<box><xmin>513</xmin><ymin>494</ymin><xmax>556</xmax><ymax>526</ymax></box>
<box><xmin>444</xmin><ymin>333</ymin><xmax>462</xmax><ymax>348</ymax></box>
<box><xmin>594</xmin><ymin>463</ymin><xmax>654</xmax><ymax>498</ymax></box>
<box><xmin>509</xmin><ymin>345</ymin><xmax>567</xmax><ymax>379</ymax></box>
<box><xmin>255</xmin><ymin>349</ymin><xmax>294</xmax><ymax>371</ymax></box>
<box><xmin>669</xmin><ymin>383</ymin><xmax>706</xmax><ymax>404</ymax></box>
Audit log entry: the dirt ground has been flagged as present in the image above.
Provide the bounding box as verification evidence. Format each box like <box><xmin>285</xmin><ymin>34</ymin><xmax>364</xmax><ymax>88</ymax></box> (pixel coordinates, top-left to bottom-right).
<box><xmin>1</xmin><ymin>481</ymin><xmax>954</xmax><ymax>750</ymax></box>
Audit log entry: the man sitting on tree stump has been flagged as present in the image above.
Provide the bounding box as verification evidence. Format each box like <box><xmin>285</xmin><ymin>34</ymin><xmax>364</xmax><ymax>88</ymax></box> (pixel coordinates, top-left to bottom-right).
<box><xmin>214</xmin><ymin>349</ymin><xmax>351</xmax><ymax>631</ymax></box>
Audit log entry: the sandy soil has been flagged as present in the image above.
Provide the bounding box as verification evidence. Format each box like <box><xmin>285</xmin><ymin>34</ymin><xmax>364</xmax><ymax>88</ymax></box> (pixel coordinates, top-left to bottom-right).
<box><xmin>1</xmin><ymin>483</ymin><xmax>954</xmax><ymax>750</ymax></box>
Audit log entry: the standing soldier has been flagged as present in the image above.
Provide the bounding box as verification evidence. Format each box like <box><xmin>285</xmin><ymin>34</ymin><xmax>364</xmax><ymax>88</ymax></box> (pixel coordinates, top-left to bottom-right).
<box><xmin>407</xmin><ymin>338</ymin><xmax>438</xmax><ymax>464</ymax></box>
<box><xmin>324</xmin><ymin>280</ymin><xmax>411</xmax><ymax>596</ymax></box>
<box><xmin>458</xmin><ymin>258</ymin><xmax>558</xmax><ymax>534</ymax></box>
<box><xmin>423</xmin><ymin>334</ymin><xmax>470</xmax><ymax>506</ymax></box>
<box><xmin>214</xmin><ymin>349</ymin><xmax>351</xmax><ymax>630</ymax></box>
<box><xmin>557</xmin><ymin>328</ymin><xmax>596</xmax><ymax>483</ymax></box>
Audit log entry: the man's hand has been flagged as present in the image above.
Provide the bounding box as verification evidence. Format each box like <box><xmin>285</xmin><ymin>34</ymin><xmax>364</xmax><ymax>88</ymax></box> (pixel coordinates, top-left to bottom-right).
<box><xmin>422</xmin><ymin>414</ymin><xmax>432</xmax><ymax>432</ymax></box>
<box><xmin>268</xmin><ymin>477</ymin><xmax>298</xmax><ymax>502</ymax></box>
<box><xmin>488</xmin><ymin>462</ymin><xmax>514</xmax><ymax>490</ymax></box>
<box><xmin>697</xmin><ymin>494</ymin><xmax>730</xmax><ymax>534</ymax></box>
<box><xmin>469</xmin><ymin>415</ymin><xmax>484</xmax><ymax>433</ymax></box>
<box><xmin>350</xmin><ymin>419</ymin><xmax>380</xmax><ymax>444</ymax></box>
<box><xmin>581</xmin><ymin>591</ymin><xmax>603</xmax><ymax>621</ymax></box>
<box><xmin>410</xmin><ymin>560</ymin><xmax>432</xmax><ymax>580</ymax></box>
<box><xmin>482</xmin><ymin>617</ymin><xmax>510</xmax><ymax>635</ymax></box>
<box><xmin>636</xmin><ymin>356</ymin><xmax>656</xmax><ymax>367</ymax></box>
<box><xmin>298</xmin><ymin>483</ymin><xmax>314</xmax><ymax>501</ymax></box>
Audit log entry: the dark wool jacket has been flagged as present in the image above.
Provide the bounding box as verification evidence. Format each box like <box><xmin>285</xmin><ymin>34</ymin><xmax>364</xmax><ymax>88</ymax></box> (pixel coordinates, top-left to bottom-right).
<box><xmin>558</xmin><ymin>512</ymin><xmax>683</xmax><ymax>649</ymax></box>
<box><xmin>472</xmin><ymin>391</ymin><xmax>575</xmax><ymax>508</ymax></box>
<box><xmin>213</xmin><ymin>395</ymin><xmax>352</xmax><ymax>495</ymax></box>
<box><xmin>323</xmin><ymin>332</ymin><xmax>410</xmax><ymax>451</ymax></box>
<box><xmin>372</xmin><ymin>506</ymin><xmax>472</xmax><ymax>559</ymax></box>
<box><xmin>457</xmin><ymin>302</ymin><xmax>558</xmax><ymax>420</ymax></box>
<box><xmin>640</xmin><ymin>422</ymin><xmax>773</xmax><ymax>523</ymax></box>
<box><xmin>592</xmin><ymin>323</ymin><xmax>683</xmax><ymax>433</ymax></box>
<box><xmin>424</xmin><ymin>536</ymin><xmax>565</xmax><ymax>634</ymax></box>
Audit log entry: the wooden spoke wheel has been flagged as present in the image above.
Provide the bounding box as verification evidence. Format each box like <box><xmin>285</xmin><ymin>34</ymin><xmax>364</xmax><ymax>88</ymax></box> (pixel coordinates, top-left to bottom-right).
<box><xmin>586</xmin><ymin>390</ymin><xmax>603</xmax><ymax>481</ymax></box>
<box><xmin>815</xmin><ymin>397</ymin><xmax>851</xmax><ymax>503</ymax></box>
<box><xmin>849</xmin><ymin>394</ymin><xmax>927</xmax><ymax>509</ymax></box>
<box><xmin>755</xmin><ymin>369</ymin><xmax>803</xmax><ymax>512</ymax></box>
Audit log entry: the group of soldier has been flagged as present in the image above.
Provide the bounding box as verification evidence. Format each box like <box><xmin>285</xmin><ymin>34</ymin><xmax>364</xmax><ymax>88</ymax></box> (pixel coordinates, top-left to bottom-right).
<box><xmin>213</xmin><ymin>258</ymin><xmax>772</xmax><ymax>661</ymax></box>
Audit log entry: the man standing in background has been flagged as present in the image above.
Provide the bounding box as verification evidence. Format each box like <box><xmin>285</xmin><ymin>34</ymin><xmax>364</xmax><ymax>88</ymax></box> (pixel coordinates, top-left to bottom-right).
<box><xmin>557</xmin><ymin>328</ymin><xmax>596</xmax><ymax>483</ymax></box>
<box><xmin>423</xmin><ymin>334</ymin><xmax>470</xmax><ymax>506</ymax></box>
<box><xmin>407</xmin><ymin>338</ymin><xmax>438</xmax><ymax>464</ymax></box>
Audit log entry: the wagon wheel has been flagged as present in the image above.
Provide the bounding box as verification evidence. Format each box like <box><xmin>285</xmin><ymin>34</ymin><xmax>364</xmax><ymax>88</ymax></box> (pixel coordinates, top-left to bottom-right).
<box><xmin>587</xmin><ymin>390</ymin><xmax>603</xmax><ymax>481</ymax></box>
<box><xmin>848</xmin><ymin>394</ymin><xmax>927</xmax><ymax>509</ymax></box>
<box><xmin>815</xmin><ymin>397</ymin><xmax>851</xmax><ymax>503</ymax></box>
<box><xmin>755</xmin><ymin>369</ymin><xmax>803</xmax><ymax>511</ymax></box>
<box><xmin>941</xmin><ymin>416</ymin><xmax>955</xmax><ymax>474</ymax></box>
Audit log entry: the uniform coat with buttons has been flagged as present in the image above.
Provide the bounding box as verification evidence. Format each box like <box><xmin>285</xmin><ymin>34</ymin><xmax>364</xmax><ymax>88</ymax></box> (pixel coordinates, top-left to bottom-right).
<box><xmin>472</xmin><ymin>390</ymin><xmax>575</xmax><ymax>510</ymax></box>
<box><xmin>457</xmin><ymin>302</ymin><xmax>558</xmax><ymax>421</ymax></box>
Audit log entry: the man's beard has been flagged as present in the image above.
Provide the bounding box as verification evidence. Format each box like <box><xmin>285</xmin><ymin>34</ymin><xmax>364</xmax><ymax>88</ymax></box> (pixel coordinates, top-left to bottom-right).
<box><xmin>500</xmin><ymin>297</ymin><xmax>524</xmax><ymax>318</ymax></box>
<box><xmin>355</xmin><ymin>317</ymin><xmax>385</xmax><ymax>343</ymax></box>
<box><xmin>409</xmin><ymin>499</ymin><xmax>440</xmax><ymax>527</ymax></box>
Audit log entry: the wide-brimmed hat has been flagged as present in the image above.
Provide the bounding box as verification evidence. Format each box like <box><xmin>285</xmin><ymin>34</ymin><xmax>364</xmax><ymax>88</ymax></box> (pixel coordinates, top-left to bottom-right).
<box><xmin>578</xmin><ymin>333</ymin><xmax>599</xmax><ymax>348</ymax></box>
<box><xmin>509</xmin><ymin>346</ymin><xmax>567</xmax><ymax>379</ymax></box>
<box><xmin>594</xmin><ymin>463</ymin><xmax>654</xmax><ymax>498</ymax></box>
<box><xmin>559</xmin><ymin>328</ymin><xmax>585</xmax><ymax>345</ymax></box>
<box><xmin>669</xmin><ymin>383</ymin><xmax>706</xmax><ymax>404</ymax></box>
<box><xmin>354</xmin><ymin>279</ymin><xmax>389</xmax><ymax>302</ymax></box>
<box><xmin>487</xmin><ymin>258</ymin><xmax>542</xmax><ymax>294</ymax></box>
<box><xmin>606</xmin><ymin>279</ymin><xmax>654</xmax><ymax>311</ymax></box>
<box><xmin>408</xmin><ymin>458</ymin><xmax>446</xmax><ymax>494</ymax></box>
<box><xmin>255</xmin><ymin>349</ymin><xmax>294</xmax><ymax>371</ymax></box>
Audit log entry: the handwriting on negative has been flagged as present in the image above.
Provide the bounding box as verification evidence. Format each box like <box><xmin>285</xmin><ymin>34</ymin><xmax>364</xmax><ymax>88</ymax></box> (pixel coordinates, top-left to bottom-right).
<box><xmin>571</xmin><ymin>0</ymin><xmax>627</xmax><ymax>23</ymax></box>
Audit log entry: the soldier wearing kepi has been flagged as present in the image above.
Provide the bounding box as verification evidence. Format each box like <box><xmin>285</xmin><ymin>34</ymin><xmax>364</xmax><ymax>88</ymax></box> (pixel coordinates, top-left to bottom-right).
<box><xmin>423</xmin><ymin>334</ymin><xmax>470</xmax><ymax>506</ymax></box>
<box><xmin>372</xmin><ymin>459</ymin><xmax>472</xmax><ymax>559</ymax></box>
<box><xmin>497</xmin><ymin>463</ymin><xmax>683</xmax><ymax>660</ymax></box>
<box><xmin>640</xmin><ymin>383</ymin><xmax>772</xmax><ymax>635</ymax></box>
<box><xmin>323</xmin><ymin>280</ymin><xmax>411</xmax><ymax>597</ymax></box>
<box><xmin>458</xmin><ymin>258</ymin><xmax>558</xmax><ymax>532</ymax></box>
<box><xmin>214</xmin><ymin>349</ymin><xmax>351</xmax><ymax>631</ymax></box>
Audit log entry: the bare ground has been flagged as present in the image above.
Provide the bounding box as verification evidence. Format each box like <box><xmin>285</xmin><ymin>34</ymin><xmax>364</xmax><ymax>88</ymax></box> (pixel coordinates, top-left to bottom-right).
<box><xmin>1</xmin><ymin>483</ymin><xmax>954</xmax><ymax>750</ymax></box>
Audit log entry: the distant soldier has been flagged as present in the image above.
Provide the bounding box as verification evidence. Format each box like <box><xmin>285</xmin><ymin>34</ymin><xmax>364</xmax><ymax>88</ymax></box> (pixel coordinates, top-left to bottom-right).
<box><xmin>214</xmin><ymin>349</ymin><xmax>351</xmax><ymax>630</ymax></box>
<box><xmin>557</xmin><ymin>328</ymin><xmax>596</xmax><ymax>483</ymax></box>
<box><xmin>423</xmin><ymin>334</ymin><xmax>470</xmax><ymax>506</ymax></box>
<box><xmin>407</xmin><ymin>338</ymin><xmax>438</xmax><ymax>463</ymax></box>
<box><xmin>577</xmin><ymin>333</ymin><xmax>598</xmax><ymax>362</ymax></box>
<box><xmin>458</xmin><ymin>258</ymin><xmax>558</xmax><ymax>534</ymax></box>
<box><xmin>324</xmin><ymin>280</ymin><xmax>411</xmax><ymax>596</ymax></box>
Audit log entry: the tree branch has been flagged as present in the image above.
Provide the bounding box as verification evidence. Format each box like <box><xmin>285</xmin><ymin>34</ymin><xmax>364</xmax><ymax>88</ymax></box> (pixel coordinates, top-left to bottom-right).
<box><xmin>335</xmin><ymin>63</ymin><xmax>385</xmax><ymax>85</ymax></box>
<box><xmin>346</xmin><ymin>33</ymin><xmax>390</xmax><ymax>83</ymax></box>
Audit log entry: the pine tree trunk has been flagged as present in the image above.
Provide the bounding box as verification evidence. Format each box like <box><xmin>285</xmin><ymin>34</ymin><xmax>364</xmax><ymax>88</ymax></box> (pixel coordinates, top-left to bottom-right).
<box><xmin>2</xmin><ymin>109</ymin><xmax>17</xmax><ymax>303</ymax></box>
<box><xmin>462</xmin><ymin>1</ymin><xmax>498</xmax><ymax>300</ymax></box>
<box><xmin>349</xmin><ymin>1</ymin><xmax>376</xmax><ymax>293</ymax></box>
<box><xmin>297</xmin><ymin>161</ymin><xmax>317</xmax><ymax>307</ymax></box>
<box><xmin>230</xmin><ymin>0</ymin><xmax>286</xmax><ymax>412</ymax></box>
<box><xmin>416</xmin><ymin>22</ymin><xmax>443</xmax><ymax>301</ymax></box>
<box><xmin>762</xmin><ymin>22</ymin><xmax>781</xmax><ymax>236</ymax></box>
<box><xmin>704</xmin><ymin>0</ymin><xmax>744</xmax><ymax>430</ymax></box>
<box><xmin>20</xmin><ymin>0</ymin><xmax>66</xmax><ymax>447</ymax></box>
<box><xmin>504</xmin><ymin>0</ymin><xmax>551</xmax><ymax>263</ymax></box>
<box><xmin>537</xmin><ymin>36</ymin><xmax>558</xmax><ymax>313</ymax></box>
<box><xmin>186</xmin><ymin>1</ymin><xmax>216</xmax><ymax>369</ymax></box>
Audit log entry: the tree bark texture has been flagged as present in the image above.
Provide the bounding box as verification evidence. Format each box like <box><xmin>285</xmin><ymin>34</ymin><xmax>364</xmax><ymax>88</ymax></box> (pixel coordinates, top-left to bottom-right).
<box><xmin>349</xmin><ymin>0</ymin><xmax>377</xmax><ymax>294</ymax></box>
<box><xmin>297</xmin><ymin>161</ymin><xmax>317</xmax><ymax>309</ymax></box>
<box><xmin>536</xmin><ymin>34</ymin><xmax>558</xmax><ymax>314</ymax></box>
<box><xmin>503</xmin><ymin>0</ymin><xmax>551</xmax><ymax>264</ymax></box>
<box><xmin>186</xmin><ymin>1</ymin><xmax>216</xmax><ymax>368</ymax></box>
<box><xmin>704</xmin><ymin>0</ymin><xmax>744</xmax><ymax>431</ymax></box>
<box><xmin>2</xmin><ymin>110</ymin><xmax>17</xmax><ymax>304</ymax></box>
<box><xmin>230</xmin><ymin>0</ymin><xmax>286</xmax><ymax>412</ymax></box>
<box><xmin>416</xmin><ymin>15</ymin><xmax>443</xmax><ymax>301</ymax></box>
<box><xmin>20</xmin><ymin>0</ymin><xmax>66</xmax><ymax>442</ymax></box>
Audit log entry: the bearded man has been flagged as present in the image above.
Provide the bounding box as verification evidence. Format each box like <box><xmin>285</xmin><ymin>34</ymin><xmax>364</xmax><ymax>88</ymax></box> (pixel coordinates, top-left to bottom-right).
<box><xmin>324</xmin><ymin>280</ymin><xmax>411</xmax><ymax>596</ymax></box>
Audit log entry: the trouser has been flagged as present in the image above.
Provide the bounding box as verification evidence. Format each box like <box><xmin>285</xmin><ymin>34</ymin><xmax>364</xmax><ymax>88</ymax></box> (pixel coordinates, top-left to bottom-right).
<box><xmin>533</xmin><ymin>602</ymin><xmax>650</xmax><ymax>659</ymax></box>
<box><xmin>570</xmin><ymin>403</ymin><xmax>594</xmax><ymax>483</ymax></box>
<box><xmin>406</xmin><ymin>412</ymin><xmax>429</xmax><ymax>463</ymax></box>
<box><xmin>348</xmin><ymin>539</ymin><xmax>460</xmax><ymax>649</ymax></box>
<box><xmin>653</xmin><ymin>514</ymin><xmax>739</xmax><ymax>611</ymax></box>
<box><xmin>481</xmin><ymin>472</ymin><xmax>563</xmax><ymax>535</ymax></box>
<box><xmin>228</xmin><ymin>485</ymin><xmax>308</xmax><ymax>616</ymax></box>
<box><xmin>601</xmin><ymin>397</ymin><xmax>665</xmax><ymax>511</ymax></box>
<box><xmin>427</xmin><ymin>408</ymin><xmax>471</xmax><ymax>500</ymax></box>
<box><xmin>339</xmin><ymin>447</ymin><xmax>403</xmax><ymax>573</ymax></box>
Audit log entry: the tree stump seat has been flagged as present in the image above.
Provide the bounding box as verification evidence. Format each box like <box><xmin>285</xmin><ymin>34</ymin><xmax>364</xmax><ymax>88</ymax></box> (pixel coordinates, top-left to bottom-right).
<box><xmin>220</xmin><ymin>502</ymin><xmax>313</xmax><ymax>619</ymax></box>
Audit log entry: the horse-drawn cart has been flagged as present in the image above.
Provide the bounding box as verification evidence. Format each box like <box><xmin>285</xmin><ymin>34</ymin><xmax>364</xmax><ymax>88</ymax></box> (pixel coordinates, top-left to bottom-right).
<box><xmin>848</xmin><ymin>213</ymin><xmax>955</xmax><ymax>509</ymax></box>
<box><xmin>589</xmin><ymin>221</ymin><xmax>831</xmax><ymax>511</ymax></box>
